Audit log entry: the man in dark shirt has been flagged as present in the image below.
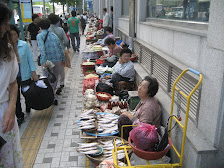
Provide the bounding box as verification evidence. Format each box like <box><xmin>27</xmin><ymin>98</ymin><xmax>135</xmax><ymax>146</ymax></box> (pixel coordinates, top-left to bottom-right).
<box><xmin>27</xmin><ymin>14</ymin><xmax>40</xmax><ymax>61</ymax></box>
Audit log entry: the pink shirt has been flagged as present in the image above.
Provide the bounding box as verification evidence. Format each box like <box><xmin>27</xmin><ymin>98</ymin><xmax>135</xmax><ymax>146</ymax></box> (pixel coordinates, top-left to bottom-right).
<box><xmin>107</xmin><ymin>33</ymin><xmax>114</xmax><ymax>39</ymax></box>
<box><xmin>133</xmin><ymin>97</ymin><xmax>161</xmax><ymax>128</ymax></box>
<box><xmin>108</xmin><ymin>44</ymin><xmax>122</xmax><ymax>57</ymax></box>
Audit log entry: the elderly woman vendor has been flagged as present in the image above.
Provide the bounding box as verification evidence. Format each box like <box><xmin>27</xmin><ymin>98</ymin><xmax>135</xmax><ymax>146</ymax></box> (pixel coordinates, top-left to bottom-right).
<box><xmin>101</xmin><ymin>37</ymin><xmax>122</xmax><ymax>67</ymax></box>
<box><xmin>110</xmin><ymin>48</ymin><xmax>134</xmax><ymax>87</ymax></box>
<box><xmin>118</xmin><ymin>76</ymin><xmax>161</xmax><ymax>140</ymax></box>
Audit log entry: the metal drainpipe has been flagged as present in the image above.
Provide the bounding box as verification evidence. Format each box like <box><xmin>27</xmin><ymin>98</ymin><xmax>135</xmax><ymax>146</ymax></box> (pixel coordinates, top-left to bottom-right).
<box><xmin>129</xmin><ymin>0</ymin><xmax>135</xmax><ymax>51</ymax></box>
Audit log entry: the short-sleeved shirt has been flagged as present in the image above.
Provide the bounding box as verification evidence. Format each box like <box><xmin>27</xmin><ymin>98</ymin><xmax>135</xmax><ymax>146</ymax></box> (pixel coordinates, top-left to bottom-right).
<box><xmin>28</xmin><ymin>22</ymin><xmax>40</xmax><ymax>40</ymax></box>
<box><xmin>0</xmin><ymin>49</ymin><xmax>19</xmax><ymax>103</ymax></box>
<box><xmin>67</xmin><ymin>17</ymin><xmax>80</xmax><ymax>33</ymax></box>
<box><xmin>133</xmin><ymin>97</ymin><xmax>161</xmax><ymax>128</ymax></box>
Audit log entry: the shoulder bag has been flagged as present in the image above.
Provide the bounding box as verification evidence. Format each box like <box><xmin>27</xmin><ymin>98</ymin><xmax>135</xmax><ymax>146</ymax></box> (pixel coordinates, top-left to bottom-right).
<box><xmin>38</xmin><ymin>31</ymin><xmax>49</xmax><ymax>66</ymax></box>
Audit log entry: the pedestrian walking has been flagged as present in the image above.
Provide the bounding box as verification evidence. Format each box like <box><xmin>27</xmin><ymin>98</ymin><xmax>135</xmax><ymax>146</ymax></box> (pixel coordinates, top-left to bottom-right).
<box><xmin>67</xmin><ymin>10</ymin><xmax>83</xmax><ymax>52</ymax></box>
<box><xmin>80</xmin><ymin>15</ymin><xmax>86</xmax><ymax>34</ymax></box>
<box><xmin>48</xmin><ymin>13</ymin><xmax>69</xmax><ymax>95</ymax></box>
<box><xmin>102</xmin><ymin>8</ymin><xmax>111</xmax><ymax>37</ymax></box>
<box><xmin>0</xmin><ymin>2</ymin><xmax>24</xmax><ymax>167</ymax></box>
<box><xmin>27</xmin><ymin>14</ymin><xmax>40</xmax><ymax>61</ymax></box>
<box><xmin>9</xmin><ymin>24</ymin><xmax>39</xmax><ymax>126</ymax></box>
<box><xmin>37</xmin><ymin>19</ymin><xmax>66</xmax><ymax>105</ymax></box>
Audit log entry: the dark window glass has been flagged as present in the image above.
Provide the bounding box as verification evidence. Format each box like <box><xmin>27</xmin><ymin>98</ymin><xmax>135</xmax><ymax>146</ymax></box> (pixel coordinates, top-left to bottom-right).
<box><xmin>147</xmin><ymin>0</ymin><xmax>210</xmax><ymax>22</ymax></box>
<box><xmin>122</xmin><ymin>0</ymin><xmax>130</xmax><ymax>16</ymax></box>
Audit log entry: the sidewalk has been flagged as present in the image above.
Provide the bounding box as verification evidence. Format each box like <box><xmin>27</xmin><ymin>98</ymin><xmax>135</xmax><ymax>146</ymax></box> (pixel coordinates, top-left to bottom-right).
<box><xmin>19</xmin><ymin>36</ymin><xmax>94</xmax><ymax>168</ymax></box>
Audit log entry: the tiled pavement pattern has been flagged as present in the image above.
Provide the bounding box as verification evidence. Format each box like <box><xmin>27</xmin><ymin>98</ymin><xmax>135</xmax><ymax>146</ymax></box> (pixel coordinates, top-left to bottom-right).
<box><xmin>20</xmin><ymin>36</ymin><xmax>95</xmax><ymax>168</ymax></box>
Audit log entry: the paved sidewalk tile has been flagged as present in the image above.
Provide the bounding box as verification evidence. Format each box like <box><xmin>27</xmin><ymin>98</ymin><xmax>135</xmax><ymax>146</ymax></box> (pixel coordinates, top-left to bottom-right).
<box><xmin>33</xmin><ymin>36</ymin><xmax>89</xmax><ymax>167</ymax></box>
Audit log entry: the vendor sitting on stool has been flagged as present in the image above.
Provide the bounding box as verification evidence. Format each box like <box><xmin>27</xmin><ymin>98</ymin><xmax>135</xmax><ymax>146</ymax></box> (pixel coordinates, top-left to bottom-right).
<box><xmin>100</xmin><ymin>37</ymin><xmax>122</xmax><ymax>67</ymax></box>
<box><xmin>118</xmin><ymin>76</ymin><xmax>161</xmax><ymax>140</ymax></box>
<box><xmin>110</xmin><ymin>48</ymin><xmax>134</xmax><ymax>88</ymax></box>
<box><xmin>99</xmin><ymin>27</ymin><xmax>114</xmax><ymax>46</ymax></box>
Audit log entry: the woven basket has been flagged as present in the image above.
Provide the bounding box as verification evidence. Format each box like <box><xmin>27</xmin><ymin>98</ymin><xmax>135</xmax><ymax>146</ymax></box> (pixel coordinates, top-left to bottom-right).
<box><xmin>86</xmin><ymin>136</ymin><xmax>133</xmax><ymax>166</ymax></box>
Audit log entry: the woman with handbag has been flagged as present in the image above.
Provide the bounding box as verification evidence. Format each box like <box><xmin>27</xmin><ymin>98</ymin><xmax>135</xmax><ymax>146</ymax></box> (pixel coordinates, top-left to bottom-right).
<box><xmin>0</xmin><ymin>2</ymin><xmax>24</xmax><ymax>167</ymax></box>
<box><xmin>48</xmin><ymin>13</ymin><xmax>69</xmax><ymax>95</ymax></box>
<box><xmin>37</xmin><ymin>19</ymin><xmax>66</xmax><ymax>105</ymax></box>
<box><xmin>9</xmin><ymin>24</ymin><xmax>39</xmax><ymax>126</ymax></box>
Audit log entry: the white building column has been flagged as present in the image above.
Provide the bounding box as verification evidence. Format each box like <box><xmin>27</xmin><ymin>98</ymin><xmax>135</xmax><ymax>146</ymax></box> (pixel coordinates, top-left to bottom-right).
<box><xmin>99</xmin><ymin>0</ymin><xmax>105</xmax><ymax>19</ymax></box>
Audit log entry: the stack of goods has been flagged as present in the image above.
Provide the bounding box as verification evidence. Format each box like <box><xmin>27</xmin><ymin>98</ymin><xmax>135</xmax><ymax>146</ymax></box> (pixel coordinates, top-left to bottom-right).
<box><xmin>96</xmin><ymin>92</ymin><xmax>111</xmax><ymax>102</ymax></box>
<box><xmin>96</xmin><ymin>29</ymin><xmax>104</xmax><ymax>35</ymax></box>
<box><xmin>92</xmin><ymin>45</ymin><xmax>103</xmax><ymax>51</ymax></box>
<box><xmin>83</xmin><ymin>89</ymin><xmax>98</xmax><ymax>109</ymax></box>
<box><xmin>83</xmin><ymin>136</ymin><xmax>132</xmax><ymax>166</ymax></box>
<box><xmin>83</xmin><ymin>77</ymin><xmax>100</xmax><ymax>94</ymax></box>
<box><xmin>78</xmin><ymin>112</ymin><xmax>119</xmax><ymax>136</ymax></box>
<box><xmin>86</xmin><ymin>26</ymin><xmax>97</xmax><ymax>42</ymax></box>
<box><xmin>96</xmin><ymin>66</ymin><xmax>113</xmax><ymax>75</ymax></box>
<box><xmin>97</xmin><ymin>113</ymin><xmax>119</xmax><ymax>135</ymax></box>
<box><xmin>78</xmin><ymin>109</ymin><xmax>97</xmax><ymax>133</ymax></box>
<box><xmin>84</xmin><ymin>74</ymin><xmax>99</xmax><ymax>79</ymax></box>
<box><xmin>77</xmin><ymin>142</ymin><xmax>103</xmax><ymax>155</ymax></box>
<box><xmin>100</xmin><ymin>98</ymin><xmax>129</xmax><ymax>115</ymax></box>
<box><xmin>95</xmin><ymin>29</ymin><xmax>104</xmax><ymax>40</ymax></box>
<box><xmin>81</xmin><ymin>61</ymin><xmax>96</xmax><ymax>75</ymax></box>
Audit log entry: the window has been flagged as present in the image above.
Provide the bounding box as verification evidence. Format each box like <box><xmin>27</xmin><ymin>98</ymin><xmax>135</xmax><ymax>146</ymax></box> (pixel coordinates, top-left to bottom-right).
<box><xmin>147</xmin><ymin>0</ymin><xmax>210</xmax><ymax>22</ymax></box>
<box><xmin>122</xmin><ymin>0</ymin><xmax>129</xmax><ymax>16</ymax></box>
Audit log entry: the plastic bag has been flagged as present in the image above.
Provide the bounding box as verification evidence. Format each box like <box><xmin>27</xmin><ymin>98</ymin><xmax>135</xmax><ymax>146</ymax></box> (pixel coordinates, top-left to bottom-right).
<box><xmin>129</xmin><ymin>123</ymin><xmax>159</xmax><ymax>151</ymax></box>
<box><xmin>96</xmin><ymin>82</ymin><xmax>113</xmax><ymax>95</ymax></box>
<box><xmin>83</xmin><ymin>77</ymin><xmax>100</xmax><ymax>94</ymax></box>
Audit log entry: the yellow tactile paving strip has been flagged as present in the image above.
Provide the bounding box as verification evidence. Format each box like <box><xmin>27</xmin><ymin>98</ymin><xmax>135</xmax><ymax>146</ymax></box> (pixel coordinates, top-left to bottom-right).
<box><xmin>21</xmin><ymin>106</ymin><xmax>54</xmax><ymax>168</ymax></box>
<box><xmin>20</xmin><ymin>49</ymin><xmax>73</xmax><ymax>168</ymax></box>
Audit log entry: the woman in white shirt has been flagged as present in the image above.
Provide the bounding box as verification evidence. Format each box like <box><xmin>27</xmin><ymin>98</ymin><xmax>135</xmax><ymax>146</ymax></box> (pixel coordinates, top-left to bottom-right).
<box><xmin>0</xmin><ymin>2</ymin><xmax>24</xmax><ymax>167</ymax></box>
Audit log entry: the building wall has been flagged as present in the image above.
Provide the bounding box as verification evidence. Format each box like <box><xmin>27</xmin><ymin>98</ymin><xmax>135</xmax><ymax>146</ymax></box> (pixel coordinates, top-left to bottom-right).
<box><xmin>93</xmin><ymin>0</ymin><xmax>224</xmax><ymax>166</ymax></box>
<box><xmin>136</xmin><ymin>21</ymin><xmax>224</xmax><ymax>145</ymax></box>
<box><xmin>118</xmin><ymin>18</ymin><xmax>129</xmax><ymax>35</ymax></box>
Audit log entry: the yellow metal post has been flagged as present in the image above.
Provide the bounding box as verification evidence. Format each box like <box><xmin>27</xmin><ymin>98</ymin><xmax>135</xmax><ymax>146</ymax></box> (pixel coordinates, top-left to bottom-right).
<box><xmin>112</xmin><ymin>68</ymin><xmax>203</xmax><ymax>168</ymax></box>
